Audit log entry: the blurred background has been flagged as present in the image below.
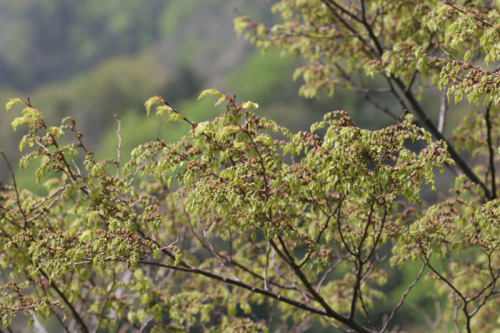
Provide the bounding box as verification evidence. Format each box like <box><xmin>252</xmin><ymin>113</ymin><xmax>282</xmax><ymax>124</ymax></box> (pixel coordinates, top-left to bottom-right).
<box><xmin>0</xmin><ymin>0</ymin><xmax>467</xmax><ymax>331</ymax></box>
<box><xmin>0</xmin><ymin>0</ymin><xmax>401</xmax><ymax>189</ymax></box>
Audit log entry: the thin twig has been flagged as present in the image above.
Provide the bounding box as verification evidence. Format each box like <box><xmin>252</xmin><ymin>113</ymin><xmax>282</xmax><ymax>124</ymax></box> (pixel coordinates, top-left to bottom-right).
<box><xmin>114</xmin><ymin>114</ymin><xmax>122</xmax><ymax>178</ymax></box>
<box><xmin>416</xmin><ymin>241</ymin><xmax>467</xmax><ymax>303</ymax></box>
<box><xmin>437</xmin><ymin>43</ymin><xmax>500</xmax><ymax>80</ymax></box>
<box><xmin>0</xmin><ymin>150</ymin><xmax>27</xmax><ymax>228</ymax></box>
<box><xmin>333</xmin><ymin>63</ymin><xmax>398</xmax><ymax>120</ymax></box>
<box><xmin>94</xmin><ymin>269</ymin><xmax>116</xmax><ymax>333</ymax></box>
<box><xmin>264</xmin><ymin>244</ymin><xmax>271</xmax><ymax>290</ymax></box>
<box><xmin>271</xmin><ymin>238</ymin><xmax>373</xmax><ymax>333</ymax></box>
<box><xmin>39</xmin><ymin>269</ymin><xmax>89</xmax><ymax>333</ymax></box>
<box><xmin>137</xmin><ymin>259</ymin><xmax>329</xmax><ymax>317</ymax></box>
<box><xmin>348</xmin><ymin>203</ymin><xmax>376</xmax><ymax>321</ymax></box>
<box><xmin>379</xmin><ymin>259</ymin><xmax>428</xmax><ymax>333</ymax></box>
<box><xmin>192</xmin><ymin>217</ymin><xmax>240</xmax><ymax>281</ymax></box>
<box><xmin>316</xmin><ymin>259</ymin><xmax>343</xmax><ymax>292</ymax></box>
<box><xmin>320</xmin><ymin>0</ymin><xmax>379</xmax><ymax>58</ymax></box>
<box><xmin>72</xmin><ymin>160</ymin><xmax>82</xmax><ymax>177</ymax></box>
<box><xmin>444</xmin><ymin>1</ymin><xmax>496</xmax><ymax>28</ymax></box>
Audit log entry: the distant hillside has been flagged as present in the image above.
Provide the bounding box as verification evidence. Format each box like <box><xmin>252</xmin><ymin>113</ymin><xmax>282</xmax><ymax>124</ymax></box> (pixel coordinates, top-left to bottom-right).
<box><xmin>0</xmin><ymin>0</ymin><xmax>395</xmax><ymax>189</ymax></box>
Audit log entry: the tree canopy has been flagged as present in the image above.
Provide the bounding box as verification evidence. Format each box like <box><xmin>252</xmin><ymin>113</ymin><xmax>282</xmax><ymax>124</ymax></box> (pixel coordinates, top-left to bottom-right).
<box><xmin>2</xmin><ymin>1</ymin><xmax>500</xmax><ymax>332</ymax></box>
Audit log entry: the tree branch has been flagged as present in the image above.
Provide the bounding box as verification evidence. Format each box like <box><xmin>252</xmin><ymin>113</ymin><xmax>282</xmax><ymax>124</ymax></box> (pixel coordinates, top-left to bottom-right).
<box><xmin>39</xmin><ymin>269</ymin><xmax>89</xmax><ymax>333</ymax></box>
<box><xmin>93</xmin><ymin>269</ymin><xmax>116</xmax><ymax>333</ymax></box>
<box><xmin>391</xmin><ymin>75</ymin><xmax>492</xmax><ymax>199</ymax></box>
<box><xmin>379</xmin><ymin>259</ymin><xmax>428</xmax><ymax>333</ymax></box>
<box><xmin>333</xmin><ymin>63</ymin><xmax>398</xmax><ymax>120</ymax></box>
<box><xmin>138</xmin><ymin>259</ymin><xmax>328</xmax><ymax>315</ymax></box>
<box><xmin>320</xmin><ymin>0</ymin><xmax>378</xmax><ymax>58</ymax></box>
<box><xmin>271</xmin><ymin>238</ymin><xmax>373</xmax><ymax>333</ymax></box>
<box><xmin>485</xmin><ymin>103</ymin><xmax>497</xmax><ymax>199</ymax></box>
<box><xmin>0</xmin><ymin>150</ymin><xmax>27</xmax><ymax>229</ymax></box>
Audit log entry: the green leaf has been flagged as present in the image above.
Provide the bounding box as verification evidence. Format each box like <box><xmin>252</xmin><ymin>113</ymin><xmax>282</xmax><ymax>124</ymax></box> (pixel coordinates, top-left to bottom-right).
<box><xmin>242</xmin><ymin>101</ymin><xmax>259</xmax><ymax>111</ymax></box>
<box><xmin>5</xmin><ymin>98</ymin><xmax>24</xmax><ymax>112</ymax></box>
<box><xmin>156</xmin><ymin>105</ymin><xmax>173</xmax><ymax>117</ymax></box>
<box><xmin>234</xmin><ymin>141</ymin><xmax>247</xmax><ymax>149</ymax></box>
<box><xmin>11</xmin><ymin>117</ymin><xmax>28</xmax><ymax>131</ymax></box>
<box><xmin>198</xmin><ymin>89</ymin><xmax>225</xmax><ymax>100</ymax></box>
<box><xmin>134</xmin><ymin>268</ymin><xmax>145</xmax><ymax>280</ymax></box>
<box><xmin>464</xmin><ymin>50</ymin><xmax>473</xmax><ymax>62</ymax></box>
<box><xmin>168</xmin><ymin>112</ymin><xmax>184</xmax><ymax>123</ymax></box>
<box><xmin>79</xmin><ymin>230</ymin><xmax>95</xmax><ymax>243</ymax></box>
<box><xmin>218</xmin><ymin>125</ymin><xmax>241</xmax><ymax>139</ymax></box>
<box><xmin>145</xmin><ymin>96</ymin><xmax>164</xmax><ymax>116</ymax></box>
<box><xmin>227</xmin><ymin>302</ymin><xmax>236</xmax><ymax>317</ymax></box>
<box><xmin>195</xmin><ymin>121</ymin><xmax>211</xmax><ymax>135</ymax></box>
<box><xmin>214</xmin><ymin>96</ymin><xmax>226</xmax><ymax>107</ymax></box>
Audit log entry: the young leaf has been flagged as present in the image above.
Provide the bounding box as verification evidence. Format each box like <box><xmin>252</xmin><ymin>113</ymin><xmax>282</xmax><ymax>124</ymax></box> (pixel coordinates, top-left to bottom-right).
<box><xmin>5</xmin><ymin>98</ymin><xmax>24</xmax><ymax>112</ymax></box>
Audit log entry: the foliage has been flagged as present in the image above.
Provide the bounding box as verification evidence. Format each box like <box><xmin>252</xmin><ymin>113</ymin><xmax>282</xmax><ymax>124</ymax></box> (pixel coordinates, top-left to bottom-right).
<box><xmin>2</xmin><ymin>1</ymin><xmax>500</xmax><ymax>333</ymax></box>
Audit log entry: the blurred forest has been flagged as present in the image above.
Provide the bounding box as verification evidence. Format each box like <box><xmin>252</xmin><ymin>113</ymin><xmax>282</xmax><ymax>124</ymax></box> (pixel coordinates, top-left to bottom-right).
<box><xmin>0</xmin><ymin>0</ymin><xmax>474</xmax><ymax>332</ymax></box>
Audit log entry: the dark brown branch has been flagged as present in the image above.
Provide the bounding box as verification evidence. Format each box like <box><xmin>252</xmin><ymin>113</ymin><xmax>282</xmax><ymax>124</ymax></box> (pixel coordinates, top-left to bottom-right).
<box><xmin>485</xmin><ymin>103</ymin><xmax>497</xmax><ymax>199</ymax></box>
<box><xmin>334</xmin><ymin>205</ymin><xmax>357</xmax><ymax>257</ymax></box>
<box><xmin>138</xmin><ymin>259</ymin><xmax>329</xmax><ymax>315</ymax></box>
<box><xmin>325</xmin><ymin>0</ymin><xmax>363</xmax><ymax>24</ymax></box>
<box><xmin>444</xmin><ymin>1</ymin><xmax>495</xmax><ymax>28</ymax></box>
<box><xmin>359</xmin><ymin>0</ymin><xmax>384</xmax><ymax>56</ymax></box>
<box><xmin>391</xmin><ymin>74</ymin><xmax>492</xmax><ymax>200</ymax></box>
<box><xmin>271</xmin><ymin>238</ymin><xmax>373</xmax><ymax>333</ymax></box>
<box><xmin>299</xmin><ymin>195</ymin><xmax>345</xmax><ymax>268</ymax></box>
<box><xmin>243</xmin><ymin>124</ymin><xmax>270</xmax><ymax>195</ymax></box>
<box><xmin>348</xmin><ymin>203</ymin><xmax>377</xmax><ymax>322</ymax></box>
<box><xmin>414</xmin><ymin>240</ymin><xmax>467</xmax><ymax>304</ymax></box>
<box><xmin>358</xmin><ymin>290</ymin><xmax>377</xmax><ymax>332</ymax></box>
<box><xmin>319</xmin><ymin>0</ymin><xmax>491</xmax><ymax>199</ymax></box>
<box><xmin>363</xmin><ymin>209</ymin><xmax>387</xmax><ymax>265</ymax></box>
<box><xmin>320</xmin><ymin>0</ymin><xmax>378</xmax><ymax>58</ymax></box>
